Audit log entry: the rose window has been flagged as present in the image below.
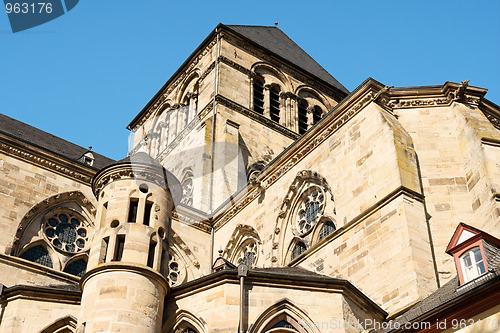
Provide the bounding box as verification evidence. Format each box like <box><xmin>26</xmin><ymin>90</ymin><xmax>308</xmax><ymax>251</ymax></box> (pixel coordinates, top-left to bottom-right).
<box><xmin>296</xmin><ymin>189</ymin><xmax>324</xmax><ymax>235</ymax></box>
<box><xmin>44</xmin><ymin>212</ymin><xmax>88</xmax><ymax>253</ymax></box>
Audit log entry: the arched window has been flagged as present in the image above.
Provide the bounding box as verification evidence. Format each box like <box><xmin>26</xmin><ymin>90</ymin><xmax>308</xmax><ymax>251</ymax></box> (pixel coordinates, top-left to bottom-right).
<box><xmin>63</xmin><ymin>258</ymin><xmax>87</xmax><ymax>277</ymax></box>
<box><xmin>298</xmin><ymin>100</ymin><xmax>308</xmax><ymax>134</ymax></box>
<box><xmin>180</xmin><ymin>170</ymin><xmax>194</xmax><ymax>206</ymax></box>
<box><xmin>318</xmin><ymin>221</ymin><xmax>336</xmax><ymax>241</ymax></box>
<box><xmin>312</xmin><ymin>105</ymin><xmax>322</xmax><ymax>125</ymax></box>
<box><xmin>20</xmin><ymin>245</ymin><xmax>53</xmax><ymax>268</ymax></box>
<box><xmin>271</xmin><ymin>320</ymin><xmax>296</xmax><ymax>330</ymax></box>
<box><xmin>253</xmin><ymin>79</ymin><xmax>265</xmax><ymax>114</ymax></box>
<box><xmin>270</xmin><ymin>85</ymin><xmax>280</xmax><ymax>122</ymax></box>
<box><xmin>460</xmin><ymin>247</ymin><xmax>486</xmax><ymax>282</ymax></box>
<box><xmin>291</xmin><ymin>242</ymin><xmax>306</xmax><ymax>260</ymax></box>
<box><xmin>236</xmin><ymin>240</ymin><xmax>258</xmax><ymax>267</ymax></box>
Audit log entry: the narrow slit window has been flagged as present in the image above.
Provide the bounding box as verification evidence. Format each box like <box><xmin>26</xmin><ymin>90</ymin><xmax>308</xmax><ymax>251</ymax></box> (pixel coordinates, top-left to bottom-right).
<box><xmin>100</xmin><ymin>237</ymin><xmax>109</xmax><ymax>263</ymax></box>
<box><xmin>298</xmin><ymin>101</ymin><xmax>308</xmax><ymax>134</ymax></box>
<box><xmin>313</xmin><ymin>106</ymin><xmax>322</xmax><ymax>125</ymax></box>
<box><xmin>270</xmin><ymin>86</ymin><xmax>280</xmax><ymax>122</ymax></box>
<box><xmin>128</xmin><ymin>199</ymin><xmax>139</xmax><ymax>223</ymax></box>
<box><xmin>101</xmin><ymin>202</ymin><xmax>108</xmax><ymax>225</ymax></box>
<box><xmin>147</xmin><ymin>240</ymin><xmax>157</xmax><ymax>268</ymax></box>
<box><xmin>113</xmin><ymin>235</ymin><xmax>125</xmax><ymax>261</ymax></box>
<box><xmin>144</xmin><ymin>202</ymin><xmax>153</xmax><ymax>226</ymax></box>
<box><xmin>253</xmin><ymin>80</ymin><xmax>264</xmax><ymax>114</ymax></box>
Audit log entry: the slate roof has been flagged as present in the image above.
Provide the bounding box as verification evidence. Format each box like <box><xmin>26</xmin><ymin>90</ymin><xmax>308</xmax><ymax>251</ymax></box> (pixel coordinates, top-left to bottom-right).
<box><xmin>0</xmin><ymin>113</ymin><xmax>115</xmax><ymax>170</ymax></box>
<box><xmin>225</xmin><ymin>25</ymin><xmax>349</xmax><ymax>94</ymax></box>
<box><xmin>381</xmin><ymin>241</ymin><xmax>500</xmax><ymax>332</ymax></box>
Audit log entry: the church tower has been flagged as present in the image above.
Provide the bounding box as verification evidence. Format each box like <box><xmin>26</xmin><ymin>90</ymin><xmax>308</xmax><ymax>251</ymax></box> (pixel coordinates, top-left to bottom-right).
<box><xmin>76</xmin><ymin>153</ymin><xmax>181</xmax><ymax>332</ymax></box>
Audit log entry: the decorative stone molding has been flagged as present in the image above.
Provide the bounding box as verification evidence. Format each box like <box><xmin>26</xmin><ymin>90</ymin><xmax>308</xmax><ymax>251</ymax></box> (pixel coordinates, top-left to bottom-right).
<box><xmin>218</xmin><ymin>55</ymin><xmax>252</xmax><ymax>76</ymax></box>
<box><xmin>222</xmin><ymin>224</ymin><xmax>261</xmax><ymax>265</ymax></box>
<box><xmin>215</xmin><ymin>94</ymin><xmax>299</xmax><ymax>140</ymax></box>
<box><xmin>0</xmin><ymin>135</ymin><xmax>95</xmax><ymax>184</ymax></box>
<box><xmin>92</xmin><ymin>163</ymin><xmax>181</xmax><ymax>202</ymax></box>
<box><xmin>131</xmin><ymin>37</ymin><xmax>217</xmax><ymax>129</ymax></box>
<box><xmin>156</xmin><ymin>102</ymin><xmax>213</xmax><ymax>161</ymax></box>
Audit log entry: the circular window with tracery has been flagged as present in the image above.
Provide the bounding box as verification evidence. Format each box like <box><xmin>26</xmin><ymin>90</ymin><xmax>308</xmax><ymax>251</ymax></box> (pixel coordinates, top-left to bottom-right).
<box><xmin>166</xmin><ymin>251</ymin><xmax>185</xmax><ymax>287</ymax></box>
<box><xmin>43</xmin><ymin>211</ymin><xmax>88</xmax><ymax>253</ymax></box>
<box><xmin>296</xmin><ymin>188</ymin><xmax>324</xmax><ymax>235</ymax></box>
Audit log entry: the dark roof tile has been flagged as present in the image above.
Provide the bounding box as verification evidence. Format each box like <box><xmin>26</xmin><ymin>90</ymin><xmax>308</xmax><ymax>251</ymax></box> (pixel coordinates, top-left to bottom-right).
<box><xmin>0</xmin><ymin>113</ymin><xmax>115</xmax><ymax>170</ymax></box>
<box><xmin>225</xmin><ymin>25</ymin><xmax>349</xmax><ymax>94</ymax></box>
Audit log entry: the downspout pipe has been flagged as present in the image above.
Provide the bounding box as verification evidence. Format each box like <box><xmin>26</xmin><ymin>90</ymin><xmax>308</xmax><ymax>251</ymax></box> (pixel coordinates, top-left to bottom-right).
<box><xmin>238</xmin><ymin>264</ymin><xmax>248</xmax><ymax>333</ymax></box>
<box><xmin>209</xmin><ymin>27</ymin><xmax>221</xmax><ymax>272</ymax></box>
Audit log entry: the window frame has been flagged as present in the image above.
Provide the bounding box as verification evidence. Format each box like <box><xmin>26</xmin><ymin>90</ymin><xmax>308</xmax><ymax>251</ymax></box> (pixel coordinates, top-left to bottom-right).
<box><xmin>453</xmin><ymin>239</ymin><xmax>489</xmax><ymax>285</ymax></box>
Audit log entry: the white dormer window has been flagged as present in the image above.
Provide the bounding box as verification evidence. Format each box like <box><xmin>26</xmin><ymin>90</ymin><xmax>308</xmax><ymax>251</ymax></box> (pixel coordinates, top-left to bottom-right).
<box><xmin>80</xmin><ymin>152</ymin><xmax>95</xmax><ymax>166</ymax></box>
<box><xmin>459</xmin><ymin>247</ymin><xmax>486</xmax><ymax>283</ymax></box>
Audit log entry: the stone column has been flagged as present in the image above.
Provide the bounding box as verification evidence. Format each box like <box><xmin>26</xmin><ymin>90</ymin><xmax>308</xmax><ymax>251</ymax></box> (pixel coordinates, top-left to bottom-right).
<box><xmin>263</xmin><ymin>84</ymin><xmax>271</xmax><ymax>118</ymax></box>
<box><xmin>307</xmin><ymin>106</ymin><xmax>315</xmax><ymax>130</ymax></box>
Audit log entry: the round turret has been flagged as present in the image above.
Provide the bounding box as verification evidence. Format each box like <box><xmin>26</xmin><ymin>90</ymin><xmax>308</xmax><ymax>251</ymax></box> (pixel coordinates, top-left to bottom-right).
<box><xmin>77</xmin><ymin>153</ymin><xmax>181</xmax><ymax>333</ymax></box>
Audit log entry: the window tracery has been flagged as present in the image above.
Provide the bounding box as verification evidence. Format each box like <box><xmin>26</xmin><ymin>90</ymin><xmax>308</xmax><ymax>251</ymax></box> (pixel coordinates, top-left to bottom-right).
<box><xmin>20</xmin><ymin>244</ymin><xmax>53</xmax><ymax>268</ymax></box>
<box><xmin>274</xmin><ymin>170</ymin><xmax>336</xmax><ymax>265</ymax></box>
<box><xmin>296</xmin><ymin>189</ymin><xmax>324</xmax><ymax>236</ymax></box>
<box><xmin>163</xmin><ymin>249</ymin><xmax>186</xmax><ymax>287</ymax></box>
<box><xmin>44</xmin><ymin>211</ymin><xmax>88</xmax><ymax>253</ymax></box>
<box><xmin>180</xmin><ymin>170</ymin><xmax>194</xmax><ymax>206</ymax></box>
<box><xmin>291</xmin><ymin>241</ymin><xmax>306</xmax><ymax>261</ymax></box>
<box><xmin>318</xmin><ymin>220</ymin><xmax>336</xmax><ymax>241</ymax></box>
<box><xmin>14</xmin><ymin>192</ymin><xmax>94</xmax><ymax>277</ymax></box>
<box><xmin>236</xmin><ymin>240</ymin><xmax>258</xmax><ymax>267</ymax></box>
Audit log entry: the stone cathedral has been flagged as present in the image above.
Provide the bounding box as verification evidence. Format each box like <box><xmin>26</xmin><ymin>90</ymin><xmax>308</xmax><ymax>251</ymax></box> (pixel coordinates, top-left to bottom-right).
<box><xmin>0</xmin><ymin>24</ymin><xmax>499</xmax><ymax>333</ymax></box>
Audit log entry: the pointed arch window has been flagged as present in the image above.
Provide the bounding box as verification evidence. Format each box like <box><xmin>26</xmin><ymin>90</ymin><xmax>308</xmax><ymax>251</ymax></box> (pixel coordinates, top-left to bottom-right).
<box><xmin>270</xmin><ymin>85</ymin><xmax>281</xmax><ymax>122</ymax></box>
<box><xmin>253</xmin><ymin>78</ymin><xmax>265</xmax><ymax>114</ymax></box>
<box><xmin>318</xmin><ymin>221</ymin><xmax>336</xmax><ymax>241</ymax></box>
<box><xmin>291</xmin><ymin>242</ymin><xmax>306</xmax><ymax>260</ymax></box>
<box><xmin>63</xmin><ymin>258</ymin><xmax>87</xmax><ymax>277</ymax></box>
<box><xmin>20</xmin><ymin>245</ymin><xmax>53</xmax><ymax>268</ymax></box>
<box><xmin>298</xmin><ymin>100</ymin><xmax>308</xmax><ymax>134</ymax></box>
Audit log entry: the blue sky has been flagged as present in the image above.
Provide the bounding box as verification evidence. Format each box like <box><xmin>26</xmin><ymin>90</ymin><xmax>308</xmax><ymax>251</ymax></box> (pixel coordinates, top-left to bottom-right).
<box><xmin>1</xmin><ymin>1</ymin><xmax>499</xmax><ymax>161</ymax></box>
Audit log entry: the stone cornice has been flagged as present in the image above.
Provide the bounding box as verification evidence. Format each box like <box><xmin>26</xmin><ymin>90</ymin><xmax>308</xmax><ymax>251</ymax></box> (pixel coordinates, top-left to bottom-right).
<box><xmin>376</xmin><ymin>81</ymin><xmax>488</xmax><ymax>111</ymax></box>
<box><xmin>0</xmin><ymin>133</ymin><xmax>95</xmax><ymax>184</ymax></box>
<box><xmin>0</xmin><ymin>253</ymin><xmax>80</xmax><ymax>285</ymax></box>
<box><xmin>0</xmin><ymin>284</ymin><xmax>81</xmax><ymax>304</ymax></box>
<box><xmin>215</xmin><ymin>94</ymin><xmax>300</xmax><ymax>140</ymax></box>
<box><xmin>92</xmin><ymin>163</ymin><xmax>182</xmax><ymax>202</ymax></box>
<box><xmin>172</xmin><ymin>205</ymin><xmax>211</xmax><ymax>233</ymax></box>
<box><xmin>167</xmin><ymin>268</ymin><xmax>387</xmax><ymax>320</ymax></box>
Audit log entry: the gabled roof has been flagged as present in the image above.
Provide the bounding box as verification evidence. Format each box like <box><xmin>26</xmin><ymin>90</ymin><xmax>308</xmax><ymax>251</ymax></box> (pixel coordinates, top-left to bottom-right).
<box><xmin>445</xmin><ymin>222</ymin><xmax>500</xmax><ymax>254</ymax></box>
<box><xmin>0</xmin><ymin>113</ymin><xmax>115</xmax><ymax>170</ymax></box>
<box><xmin>224</xmin><ymin>25</ymin><xmax>349</xmax><ymax>94</ymax></box>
